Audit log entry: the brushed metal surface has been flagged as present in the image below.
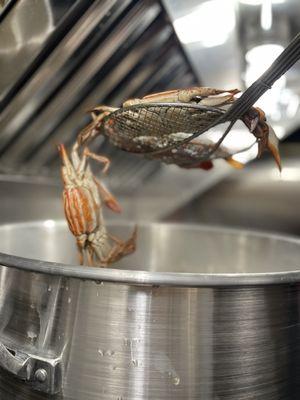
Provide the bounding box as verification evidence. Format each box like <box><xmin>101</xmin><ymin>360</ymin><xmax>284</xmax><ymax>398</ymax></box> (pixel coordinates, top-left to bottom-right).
<box><xmin>167</xmin><ymin>153</ymin><xmax>300</xmax><ymax>235</ymax></box>
<box><xmin>0</xmin><ymin>222</ymin><xmax>299</xmax><ymax>399</ymax></box>
<box><xmin>0</xmin><ymin>165</ymin><xmax>233</xmax><ymax>223</ymax></box>
<box><xmin>0</xmin><ymin>176</ymin><xmax>64</xmax><ymax>223</ymax></box>
<box><xmin>0</xmin><ymin>0</ymin><xmax>78</xmax><ymax>102</ymax></box>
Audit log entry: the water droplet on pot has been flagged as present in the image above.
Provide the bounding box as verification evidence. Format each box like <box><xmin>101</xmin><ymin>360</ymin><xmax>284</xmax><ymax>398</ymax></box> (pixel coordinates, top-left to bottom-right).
<box><xmin>173</xmin><ymin>376</ymin><xmax>180</xmax><ymax>385</ymax></box>
<box><xmin>98</xmin><ymin>349</ymin><xmax>104</xmax><ymax>356</ymax></box>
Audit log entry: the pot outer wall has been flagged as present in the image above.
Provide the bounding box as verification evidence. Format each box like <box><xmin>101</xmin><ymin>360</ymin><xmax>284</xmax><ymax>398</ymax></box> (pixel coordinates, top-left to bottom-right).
<box><xmin>0</xmin><ymin>266</ymin><xmax>299</xmax><ymax>400</ymax></box>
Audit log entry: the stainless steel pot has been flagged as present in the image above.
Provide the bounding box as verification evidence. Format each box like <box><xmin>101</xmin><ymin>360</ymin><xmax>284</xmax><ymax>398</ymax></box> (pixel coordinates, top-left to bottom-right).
<box><xmin>0</xmin><ymin>221</ymin><xmax>300</xmax><ymax>399</ymax></box>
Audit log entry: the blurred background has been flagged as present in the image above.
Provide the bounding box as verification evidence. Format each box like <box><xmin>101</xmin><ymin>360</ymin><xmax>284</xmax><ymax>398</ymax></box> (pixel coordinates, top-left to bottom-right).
<box><xmin>0</xmin><ymin>0</ymin><xmax>300</xmax><ymax>234</ymax></box>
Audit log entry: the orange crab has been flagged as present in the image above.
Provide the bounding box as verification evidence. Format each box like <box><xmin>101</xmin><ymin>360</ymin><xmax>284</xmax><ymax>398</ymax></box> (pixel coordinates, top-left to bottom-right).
<box><xmin>58</xmin><ymin>142</ymin><xmax>136</xmax><ymax>267</ymax></box>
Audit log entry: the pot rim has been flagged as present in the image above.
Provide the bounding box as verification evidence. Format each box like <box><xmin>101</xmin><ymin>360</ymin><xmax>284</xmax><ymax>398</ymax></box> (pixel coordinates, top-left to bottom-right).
<box><xmin>0</xmin><ymin>220</ymin><xmax>300</xmax><ymax>287</ymax></box>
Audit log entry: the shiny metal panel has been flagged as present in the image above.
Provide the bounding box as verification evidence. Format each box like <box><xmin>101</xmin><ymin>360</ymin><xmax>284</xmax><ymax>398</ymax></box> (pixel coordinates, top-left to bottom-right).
<box><xmin>0</xmin><ymin>0</ymin><xmax>126</xmax><ymax>151</ymax></box>
<box><xmin>0</xmin><ymin>0</ymin><xmax>89</xmax><ymax>103</ymax></box>
<box><xmin>162</xmin><ymin>0</ymin><xmax>242</xmax><ymax>87</ymax></box>
<box><xmin>0</xmin><ymin>222</ymin><xmax>299</xmax><ymax>399</ymax></box>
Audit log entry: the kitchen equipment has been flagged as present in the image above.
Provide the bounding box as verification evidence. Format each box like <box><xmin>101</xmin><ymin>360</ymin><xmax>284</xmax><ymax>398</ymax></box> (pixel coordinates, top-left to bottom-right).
<box><xmin>96</xmin><ymin>103</ymin><xmax>224</xmax><ymax>148</ymax></box>
<box><xmin>0</xmin><ymin>221</ymin><xmax>299</xmax><ymax>399</ymax></box>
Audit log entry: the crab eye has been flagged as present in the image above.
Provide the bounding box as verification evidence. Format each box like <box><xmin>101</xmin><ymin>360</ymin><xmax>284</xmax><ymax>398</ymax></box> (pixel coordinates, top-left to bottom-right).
<box><xmin>194</xmin><ymin>96</ymin><xmax>204</xmax><ymax>103</ymax></box>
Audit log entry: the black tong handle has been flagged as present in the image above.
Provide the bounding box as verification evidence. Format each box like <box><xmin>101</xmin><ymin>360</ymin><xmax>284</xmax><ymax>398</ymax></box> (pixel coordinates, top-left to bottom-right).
<box><xmin>224</xmin><ymin>31</ymin><xmax>300</xmax><ymax>122</ymax></box>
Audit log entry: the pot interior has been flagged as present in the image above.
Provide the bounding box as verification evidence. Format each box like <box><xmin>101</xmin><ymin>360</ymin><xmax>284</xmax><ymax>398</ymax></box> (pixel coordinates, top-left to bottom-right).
<box><xmin>0</xmin><ymin>221</ymin><xmax>300</xmax><ymax>275</ymax></box>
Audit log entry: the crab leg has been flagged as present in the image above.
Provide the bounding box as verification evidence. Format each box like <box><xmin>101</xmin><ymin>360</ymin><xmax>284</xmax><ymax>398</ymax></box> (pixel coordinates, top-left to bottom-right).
<box><xmin>123</xmin><ymin>87</ymin><xmax>240</xmax><ymax>106</ymax></box>
<box><xmin>94</xmin><ymin>178</ymin><xmax>122</xmax><ymax>213</ymax></box>
<box><xmin>77</xmin><ymin>243</ymin><xmax>84</xmax><ymax>265</ymax></box>
<box><xmin>77</xmin><ymin>106</ymin><xmax>117</xmax><ymax>146</ymax></box>
<box><xmin>83</xmin><ymin>147</ymin><xmax>110</xmax><ymax>174</ymax></box>
<box><xmin>102</xmin><ymin>226</ymin><xmax>137</xmax><ymax>265</ymax></box>
<box><xmin>70</xmin><ymin>145</ymin><xmax>122</xmax><ymax>213</ymax></box>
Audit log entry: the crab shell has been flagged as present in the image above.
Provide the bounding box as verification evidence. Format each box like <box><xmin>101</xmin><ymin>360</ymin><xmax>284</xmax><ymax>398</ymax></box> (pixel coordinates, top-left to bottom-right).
<box><xmin>63</xmin><ymin>185</ymin><xmax>100</xmax><ymax>239</ymax></box>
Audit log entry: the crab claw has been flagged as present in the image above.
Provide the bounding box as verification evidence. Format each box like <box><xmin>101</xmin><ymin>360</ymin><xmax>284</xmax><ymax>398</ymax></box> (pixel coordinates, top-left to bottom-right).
<box><xmin>242</xmin><ymin>108</ymin><xmax>281</xmax><ymax>171</ymax></box>
<box><xmin>57</xmin><ymin>144</ymin><xmax>73</xmax><ymax>172</ymax></box>
<box><xmin>77</xmin><ymin>121</ymin><xmax>96</xmax><ymax>146</ymax></box>
<box><xmin>57</xmin><ymin>143</ymin><xmax>67</xmax><ymax>162</ymax></box>
<box><xmin>256</xmin><ymin>121</ymin><xmax>281</xmax><ymax>171</ymax></box>
<box><xmin>266</xmin><ymin>124</ymin><xmax>281</xmax><ymax>172</ymax></box>
<box><xmin>249</xmin><ymin>116</ymin><xmax>259</xmax><ymax>133</ymax></box>
<box><xmin>57</xmin><ymin>143</ymin><xmax>79</xmax><ymax>187</ymax></box>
